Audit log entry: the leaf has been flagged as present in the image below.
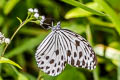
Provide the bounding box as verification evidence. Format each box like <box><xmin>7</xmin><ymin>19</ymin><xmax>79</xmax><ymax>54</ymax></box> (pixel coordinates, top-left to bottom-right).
<box><xmin>3</xmin><ymin>0</ymin><xmax>19</xmax><ymax>15</ymax></box>
<box><xmin>65</xmin><ymin>2</ymin><xmax>102</xmax><ymax>19</ymax></box>
<box><xmin>0</xmin><ymin>57</ymin><xmax>22</xmax><ymax>69</ymax></box>
<box><xmin>106</xmin><ymin>0</ymin><xmax>120</xmax><ymax>11</ymax></box>
<box><xmin>0</xmin><ymin>76</ymin><xmax>3</xmax><ymax>80</ymax></box>
<box><xmin>18</xmin><ymin>73</ymin><xmax>28</xmax><ymax>80</ymax></box>
<box><xmin>0</xmin><ymin>0</ymin><xmax>6</xmax><ymax>10</ymax></box>
<box><xmin>61</xmin><ymin>0</ymin><xmax>106</xmax><ymax>16</ymax></box>
<box><xmin>109</xmin><ymin>42</ymin><xmax>120</xmax><ymax>50</ymax></box>
<box><xmin>95</xmin><ymin>0</ymin><xmax>120</xmax><ymax>35</ymax></box>
<box><xmin>94</xmin><ymin>44</ymin><xmax>120</xmax><ymax>66</ymax></box>
<box><xmin>57</xmin><ymin>65</ymin><xmax>86</xmax><ymax>80</ymax></box>
<box><xmin>62</xmin><ymin>22</ymin><xmax>86</xmax><ymax>34</ymax></box>
<box><xmin>20</xmin><ymin>27</ymin><xmax>46</xmax><ymax>35</ymax></box>
<box><xmin>88</xmin><ymin>17</ymin><xmax>114</xmax><ymax>27</ymax></box>
<box><xmin>23</xmin><ymin>73</ymin><xmax>37</xmax><ymax>80</ymax></box>
<box><xmin>0</xmin><ymin>15</ymin><xmax>4</xmax><ymax>26</ymax></box>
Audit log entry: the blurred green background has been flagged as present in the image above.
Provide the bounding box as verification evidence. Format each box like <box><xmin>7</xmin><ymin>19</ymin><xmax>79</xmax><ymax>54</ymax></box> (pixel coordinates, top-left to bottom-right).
<box><xmin>0</xmin><ymin>0</ymin><xmax>120</xmax><ymax>80</ymax></box>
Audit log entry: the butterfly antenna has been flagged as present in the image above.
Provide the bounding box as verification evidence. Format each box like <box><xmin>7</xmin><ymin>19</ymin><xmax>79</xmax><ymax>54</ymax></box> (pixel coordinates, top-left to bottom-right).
<box><xmin>56</xmin><ymin>21</ymin><xmax>61</xmax><ymax>28</ymax></box>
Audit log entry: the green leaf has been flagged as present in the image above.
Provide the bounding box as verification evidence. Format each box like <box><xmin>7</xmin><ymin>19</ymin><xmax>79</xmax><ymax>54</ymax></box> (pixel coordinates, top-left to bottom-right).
<box><xmin>0</xmin><ymin>0</ymin><xmax>6</xmax><ymax>9</ymax></box>
<box><xmin>57</xmin><ymin>65</ymin><xmax>86</xmax><ymax>80</ymax></box>
<box><xmin>106</xmin><ymin>0</ymin><xmax>120</xmax><ymax>11</ymax></box>
<box><xmin>18</xmin><ymin>73</ymin><xmax>28</xmax><ymax>80</ymax></box>
<box><xmin>3</xmin><ymin>0</ymin><xmax>19</xmax><ymax>15</ymax></box>
<box><xmin>19</xmin><ymin>27</ymin><xmax>46</xmax><ymax>35</ymax></box>
<box><xmin>88</xmin><ymin>17</ymin><xmax>114</xmax><ymax>27</ymax></box>
<box><xmin>0</xmin><ymin>76</ymin><xmax>3</xmax><ymax>80</ymax></box>
<box><xmin>65</xmin><ymin>2</ymin><xmax>102</xmax><ymax>19</ymax></box>
<box><xmin>109</xmin><ymin>42</ymin><xmax>120</xmax><ymax>50</ymax></box>
<box><xmin>0</xmin><ymin>57</ymin><xmax>22</xmax><ymax>69</ymax></box>
<box><xmin>94</xmin><ymin>44</ymin><xmax>120</xmax><ymax>66</ymax></box>
<box><xmin>23</xmin><ymin>73</ymin><xmax>36</xmax><ymax>80</ymax></box>
<box><xmin>61</xmin><ymin>0</ymin><xmax>106</xmax><ymax>16</ymax></box>
<box><xmin>62</xmin><ymin>22</ymin><xmax>86</xmax><ymax>34</ymax></box>
<box><xmin>0</xmin><ymin>15</ymin><xmax>4</xmax><ymax>26</ymax></box>
<box><xmin>95</xmin><ymin>0</ymin><xmax>120</xmax><ymax>35</ymax></box>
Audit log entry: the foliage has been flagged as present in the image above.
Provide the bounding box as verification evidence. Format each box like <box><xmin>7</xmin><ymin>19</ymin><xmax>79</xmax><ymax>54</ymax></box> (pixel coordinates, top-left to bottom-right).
<box><xmin>0</xmin><ymin>0</ymin><xmax>120</xmax><ymax>80</ymax></box>
<box><xmin>0</xmin><ymin>57</ymin><xmax>22</xmax><ymax>69</ymax></box>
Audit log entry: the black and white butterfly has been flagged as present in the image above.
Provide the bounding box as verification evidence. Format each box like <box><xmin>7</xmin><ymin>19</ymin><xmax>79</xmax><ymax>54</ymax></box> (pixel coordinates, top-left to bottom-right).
<box><xmin>35</xmin><ymin>22</ymin><xmax>97</xmax><ymax>76</ymax></box>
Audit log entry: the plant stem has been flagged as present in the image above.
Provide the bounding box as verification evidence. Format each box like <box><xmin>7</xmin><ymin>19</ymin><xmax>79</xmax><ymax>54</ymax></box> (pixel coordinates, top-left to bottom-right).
<box><xmin>1</xmin><ymin>18</ymin><xmax>32</xmax><ymax>57</ymax></box>
<box><xmin>118</xmin><ymin>55</ymin><xmax>120</xmax><ymax>80</ymax></box>
<box><xmin>86</xmin><ymin>24</ymin><xmax>99</xmax><ymax>80</ymax></box>
<box><xmin>93</xmin><ymin>68</ymin><xmax>99</xmax><ymax>80</ymax></box>
<box><xmin>37</xmin><ymin>70</ymin><xmax>43</xmax><ymax>80</ymax></box>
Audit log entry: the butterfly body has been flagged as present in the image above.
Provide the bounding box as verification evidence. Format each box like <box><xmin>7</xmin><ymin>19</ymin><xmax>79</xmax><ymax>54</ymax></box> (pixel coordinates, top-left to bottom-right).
<box><xmin>35</xmin><ymin>22</ymin><xmax>97</xmax><ymax>76</ymax></box>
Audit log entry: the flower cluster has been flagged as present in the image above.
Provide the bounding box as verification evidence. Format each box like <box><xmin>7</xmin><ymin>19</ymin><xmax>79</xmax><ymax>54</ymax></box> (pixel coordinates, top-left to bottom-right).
<box><xmin>0</xmin><ymin>32</ymin><xmax>10</xmax><ymax>44</ymax></box>
<box><xmin>28</xmin><ymin>8</ymin><xmax>46</xmax><ymax>25</ymax></box>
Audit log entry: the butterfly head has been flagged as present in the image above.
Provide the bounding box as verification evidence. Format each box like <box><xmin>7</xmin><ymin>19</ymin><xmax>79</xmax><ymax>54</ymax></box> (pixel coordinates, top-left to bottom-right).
<box><xmin>52</xmin><ymin>21</ymin><xmax>61</xmax><ymax>31</ymax></box>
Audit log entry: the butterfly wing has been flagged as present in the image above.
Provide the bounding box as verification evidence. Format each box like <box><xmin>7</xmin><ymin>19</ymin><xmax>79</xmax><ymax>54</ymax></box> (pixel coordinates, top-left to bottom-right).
<box><xmin>59</xmin><ymin>29</ymin><xmax>97</xmax><ymax>70</ymax></box>
<box><xmin>35</xmin><ymin>28</ymin><xmax>97</xmax><ymax>76</ymax></box>
<box><xmin>35</xmin><ymin>31</ymin><xmax>66</xmax><ymax>76</ymax></box>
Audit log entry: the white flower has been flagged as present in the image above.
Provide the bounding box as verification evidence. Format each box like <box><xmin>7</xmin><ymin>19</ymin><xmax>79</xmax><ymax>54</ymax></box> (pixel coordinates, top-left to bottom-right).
<box><xmin>40</xmin><ymin>16</ymin><xmax>45</xmax><ymax>25</ymax></box>
<box><xmin>34</xmin><ymin>8</ymin><xmax>38</xmax><ymax>13</ymax></box>
<box><xmin>34</xmin><ymin>13</ymin><xmax>39</xmax><ymax>19</ymax></box>
<box><xmin>0</xmin><ymin>32</ymin><xmax>5</xmax><ymax>44</ymax></box>
<box><xmin>5</xmin><ymin>38</ymin><xmax>10</xmax><ymax>44</ymax></box>
<box><xmin>28</xmin><ymin>8</ymin><xmax>33</xmax><ymax>12</ymax></box>
<box><xmin>0</xmin><ymin>32</ymin><xmax>2</xmax><ymax>35</ymax></box>
<box><xmin>0</xmin><ymin>38</ymin><xmax>4</xmax><ymax>44</ymax></box>
<box><xmin>40</xmin><ymin>21</ymin><xmax>43</xmax><ymax>25</ymax></box>
<box><xmin>0</xmin><ymin>32</ymin><xmax>10</xmax><ymax>44</ymax></box>
<box><xmin>41</xmin><ymin>16</ymin><xmax>45</xmax><ymax>21</ymax></box>
<box><xmin>0</xmin><ymin>32</ymin><xmax>4</xmax><ymax>38</ymax></box>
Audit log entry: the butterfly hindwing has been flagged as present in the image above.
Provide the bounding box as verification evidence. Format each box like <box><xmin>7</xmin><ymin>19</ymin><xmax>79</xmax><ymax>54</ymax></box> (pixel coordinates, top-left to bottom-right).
<box><xmin>60</xmin><ymin>29</ymin><xmax>97</xmax><ymax>69</ymax></box>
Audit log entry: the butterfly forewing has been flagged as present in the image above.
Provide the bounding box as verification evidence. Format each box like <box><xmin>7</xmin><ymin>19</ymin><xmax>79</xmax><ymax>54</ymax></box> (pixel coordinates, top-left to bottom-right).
<box><xmin>35</xmin><ymin>31</ymin><xmax>66</xmax><ymax>76</ymax></box>
<box><xmin>35</xmin><ymin>25</ymin><xmax>97</xmax><ymax>76</ymax></box>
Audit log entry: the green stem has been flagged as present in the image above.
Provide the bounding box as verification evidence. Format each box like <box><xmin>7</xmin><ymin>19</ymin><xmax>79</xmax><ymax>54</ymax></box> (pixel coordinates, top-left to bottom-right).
<box><xmin>93</xmin><ymin>68</ymin><xmax>99</xmax><ymax>80</ymax></box>
<box><xmin>86</xmin><ymin>24</ymin><xmax>99</xmax><ymax>80</ymax></box>
<box><xmin>118</xmin><ymin>55</ymin><xmax>120</xmax><ymax>80</ymax></box>
<box><xmin>1</xmin><ymin>18</ymin><xmax>32</xmax><ymax>57</ymax></box>
<box><xmin>37</xmin><ymin>70</ymin><xmax>43</xmax><ymax>80</ymax></box>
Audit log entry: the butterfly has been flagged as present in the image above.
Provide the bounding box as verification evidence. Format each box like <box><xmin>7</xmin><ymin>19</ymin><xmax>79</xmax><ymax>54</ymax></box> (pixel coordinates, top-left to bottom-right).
<box><xmin>35</xmin><ymin>22</ymin><xmax>97</xmax><ymax>76</ymax></box>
